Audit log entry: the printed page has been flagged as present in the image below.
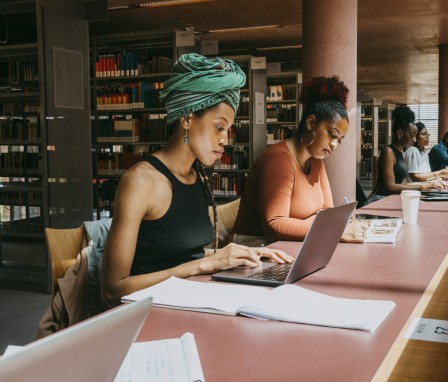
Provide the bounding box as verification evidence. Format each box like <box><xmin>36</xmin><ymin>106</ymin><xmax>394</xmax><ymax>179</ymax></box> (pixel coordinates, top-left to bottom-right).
<box><xmin>122</xmin><ymin>276</ymin><xmax>269</xmax><ymax>315</ymax></box>
<box><xmin>238</xmin><ymin>284</ymin><xmax>396</xmax><ymax>332</ymax></box>
<box><xmin>364</xmin><ymin>219</ymin><xmax>403</xmax><ymax>243</ymax></box>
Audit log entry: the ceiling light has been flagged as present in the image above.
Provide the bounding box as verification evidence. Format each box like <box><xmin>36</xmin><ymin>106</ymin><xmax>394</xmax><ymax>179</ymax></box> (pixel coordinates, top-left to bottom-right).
<box><xmin>108</xmin><ymin>5</ymin><xmax>133</xmax><ymax>10</ymax></box>
<box><xmin>257</xmin><ymin>44</ymin><xmax>303</xmax><ymax>51</ymax></box>
<box><xmin>208</xmin><ymin>25</ymin><xmax>281</xmax><ymax>33</ymax></box>
<box><xmin>138</xmin><ymin>0</ymin><xmax>214</xmax><ymax>7</ymax></box>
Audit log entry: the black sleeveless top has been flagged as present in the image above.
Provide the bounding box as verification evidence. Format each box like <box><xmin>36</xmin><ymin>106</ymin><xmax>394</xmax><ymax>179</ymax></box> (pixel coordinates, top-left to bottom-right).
<box><xmin>376</xmin><ymin>145</ymin><xmax>408</xmax><ymax>196</ymax></box>
<box><xmin>131</xmin><ymin>156</ymin><xmax>214</xmax><ymax>275</ymax></box>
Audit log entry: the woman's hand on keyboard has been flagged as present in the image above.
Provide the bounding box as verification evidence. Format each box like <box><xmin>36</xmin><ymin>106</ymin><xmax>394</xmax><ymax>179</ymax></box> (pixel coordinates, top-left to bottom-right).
<box><xmin>200</xmin><ymin>243</ymin><xmax>293</xmax><ymax>273</ymax></box>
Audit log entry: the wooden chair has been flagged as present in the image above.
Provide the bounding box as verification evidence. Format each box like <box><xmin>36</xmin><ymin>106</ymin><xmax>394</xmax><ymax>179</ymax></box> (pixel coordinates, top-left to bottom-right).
<box><xmin>209</xmin><ymin>198</ymin><xmax>241</xmax><ymax>248</ymax></box>
<box><xmin>44</xmin><ymin>227</ymin><xmax>86</xmax><ymax>298</ymax></box>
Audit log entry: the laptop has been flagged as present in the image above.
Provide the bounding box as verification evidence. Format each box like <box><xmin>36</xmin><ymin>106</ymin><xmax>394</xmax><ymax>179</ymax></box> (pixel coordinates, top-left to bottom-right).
<box><xmin>212</xmin><ymin>202</ymin><xmax>357</xmax><ymax>287</ymax></box>
<box><xmin>420</xmin><ymin>190</ymin><xmax>448</xmax><ymax>201</ymax></box>
<box><xmin>0</xmin><ymin>297</ymin><xmax>152</xmax><ymax>382</ymax></box>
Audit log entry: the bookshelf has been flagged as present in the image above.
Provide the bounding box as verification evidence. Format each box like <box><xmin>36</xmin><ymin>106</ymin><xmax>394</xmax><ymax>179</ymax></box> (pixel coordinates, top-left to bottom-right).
<box><xmin>90</xmin><ymin>31</ymin><xmax>176</xmax><ymax>218</ymax></box>
<box><xmin>266</xmin><ymin>73</ymin><xmax>301</xmax><ymax>145</ymax></box>
<box><xmin>211</xmin><ymin>56</ymin><xmax>266</xmax><ymax>202</ymax></box>
<box><xmin>0</xmin><ymin>43</ymin><xmax>49</xmax><ymax>291</ymax></box>
<box><xmin>357</xmin><ymin>101</ymin><xmax>392</xmax><ymax>186</ymax></box>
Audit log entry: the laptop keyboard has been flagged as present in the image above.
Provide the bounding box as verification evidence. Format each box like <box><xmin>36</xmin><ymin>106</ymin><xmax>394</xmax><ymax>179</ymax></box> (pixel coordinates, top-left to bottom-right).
<box><xmin>244</xmin><ymin>263</ymin><xmax>292</xmax><ymax>282</ymax></box>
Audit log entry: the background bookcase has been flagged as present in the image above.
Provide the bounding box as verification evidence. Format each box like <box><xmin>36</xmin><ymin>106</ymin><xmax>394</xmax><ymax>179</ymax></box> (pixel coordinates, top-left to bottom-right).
<box><xmin>90</xmin><ymin>31</ymin><xmax>176</xmax><ymax>219</ymax></box>
<box><xmin>0</xmin><ymin>2</ymin><xmax>94</xmax><ymax>292</ymax></box>
<box><xmin>0</xmin><ymin>43</ymin><xmax>49</xmax><ymax>291</ymax></box>
<box><xmin>357</xmin><ymin>101</ymin><xmax>392</xmax><ymax>187</ymax></box>
<box><xmin>211</xmin><ymin>56</ymin><xmax>265</xmax><ymax>202</ymax></box>
<box><xmin>266</xmin><ymin>72</ymin><xmax>301</xmax><ymax>145</ymax></box>
<box><xmin>90</xmin><ymin>41</ymin><xmax>269</xmax><ymax>211</ymax></box>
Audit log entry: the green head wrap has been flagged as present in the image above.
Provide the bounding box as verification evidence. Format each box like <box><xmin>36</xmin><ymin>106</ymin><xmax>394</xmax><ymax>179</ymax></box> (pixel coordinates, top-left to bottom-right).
<box><xmin>159</xmin><ymin>53</ymin><xmax>246</xmax><ymax>124</ymax></box>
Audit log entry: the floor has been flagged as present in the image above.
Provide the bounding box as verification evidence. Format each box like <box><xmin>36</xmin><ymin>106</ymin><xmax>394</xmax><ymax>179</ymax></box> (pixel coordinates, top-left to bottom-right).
<box><xmin>0</xmin><ymin>288</ymin><xmax>51</xmax><ymax>356</ymax></box>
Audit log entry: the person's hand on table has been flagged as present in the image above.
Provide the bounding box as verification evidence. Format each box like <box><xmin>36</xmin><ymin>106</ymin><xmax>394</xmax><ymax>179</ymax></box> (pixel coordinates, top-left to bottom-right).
<box><xmin>340</xmin><ymin>220</ymin><xmax>369</xmax><ymax>243</ymax></box>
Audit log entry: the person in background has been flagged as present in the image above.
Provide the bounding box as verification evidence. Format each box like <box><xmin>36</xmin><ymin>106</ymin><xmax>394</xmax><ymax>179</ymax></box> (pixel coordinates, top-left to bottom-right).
<box><xmin>366</xmin><ymin>105</ymin><xmax>446</xmax><ymax>204</ymax></box>
<box><xmin>404</xmin><ymin>122</ymin><xmax>448</xmax><ymax>182</ymax></box>
<box><xmin>230</xmin><ymin>76</ymin><xmax>368</xmax><ymax>246</ymax></box>
<box><xmin>428</xmin><ymin>131</ymin><xmax>448</xmax><ymax>171</ymax></box>
<box><xmin>101</xmin><ymin>53</ymin><xmax>292</xmax><ymax>307</ymax></box>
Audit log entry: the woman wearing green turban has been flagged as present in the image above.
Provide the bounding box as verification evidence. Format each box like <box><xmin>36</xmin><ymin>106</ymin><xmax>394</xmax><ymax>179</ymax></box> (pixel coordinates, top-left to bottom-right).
<box><xmin>102</xmin><ymin>53</ymin><xmax>292</xmax><ymax>306</ymax></box>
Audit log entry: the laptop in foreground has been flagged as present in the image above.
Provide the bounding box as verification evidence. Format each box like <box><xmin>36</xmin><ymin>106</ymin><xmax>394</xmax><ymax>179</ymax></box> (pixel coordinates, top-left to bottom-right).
<box><xmin>212</xmin><ymin>202</ymin><xmax>357</xmax><ymax>287</ymax></box>
<box><xmin>0</xmin><ymin>297</ymin><xmax>152</xmax><ymax>382</ymax></box>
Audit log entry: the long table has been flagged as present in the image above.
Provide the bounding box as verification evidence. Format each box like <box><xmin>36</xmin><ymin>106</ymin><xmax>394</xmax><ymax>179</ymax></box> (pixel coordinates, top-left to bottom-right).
<box><xmin>137</xmin><ymin>195</ymin><xmax>448</xmax><ymax>381</ymax></box>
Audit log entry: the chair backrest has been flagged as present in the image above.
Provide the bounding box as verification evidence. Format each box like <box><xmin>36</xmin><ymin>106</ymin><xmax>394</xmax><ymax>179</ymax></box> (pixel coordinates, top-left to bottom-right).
<box><xmin>45</xmin><ymin>227</ymin><xmax>86</xmax><ymax>298</ymax></box>
<box><xmin>209</xmin><ymin>198</ymin><xmax>241</xmax><ymax>247</ymax></box>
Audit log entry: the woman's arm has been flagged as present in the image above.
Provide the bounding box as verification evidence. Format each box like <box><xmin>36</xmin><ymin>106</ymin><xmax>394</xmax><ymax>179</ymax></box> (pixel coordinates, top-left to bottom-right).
<box><xmin>381</xmin><ymin>147</ymin><xmax>445</xmax><ymax>193</ymax></box>
<box><xmin>409</xmin><ymin>168</ymin><xmax>448</xmax><ymax>182</ymax></box>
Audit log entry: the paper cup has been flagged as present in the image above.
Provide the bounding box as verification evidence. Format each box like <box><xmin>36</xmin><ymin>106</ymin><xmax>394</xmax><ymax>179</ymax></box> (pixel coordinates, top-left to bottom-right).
<box><xmin>400</xmin><ymin>190</ymin><xmax>421</xmax><ymax>224</ymax></box>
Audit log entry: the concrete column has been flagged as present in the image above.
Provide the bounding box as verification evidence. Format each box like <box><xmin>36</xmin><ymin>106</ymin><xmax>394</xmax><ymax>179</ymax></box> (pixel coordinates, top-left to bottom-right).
<box><xmin>439</xmin><ymin>45</ymin><xmax>448</xmax><ymax>140</ymax></box>
<box><xmin>302</xmin><ymin>0</ymin><xmax>358</xmax><ymax>205</ymax></box>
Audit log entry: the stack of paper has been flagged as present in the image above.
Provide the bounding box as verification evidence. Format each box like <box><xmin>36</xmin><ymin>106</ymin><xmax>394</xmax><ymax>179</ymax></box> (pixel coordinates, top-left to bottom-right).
<box><xmin>364</xmin><ymin>218</ymin><xmax>403</xmax><ymax>244</ymax></box>
<box><xmin>122</xmin><ymin>277</ymin><xmax>396</xmax><ymax>332</ymax></box>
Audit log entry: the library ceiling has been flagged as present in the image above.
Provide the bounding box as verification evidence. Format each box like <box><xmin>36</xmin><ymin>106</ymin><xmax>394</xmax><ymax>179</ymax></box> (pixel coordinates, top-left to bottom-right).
<box><xmin>3</xmin><ymin>0</ymin><xmax>448</xmax><ymax>105</ymax></box>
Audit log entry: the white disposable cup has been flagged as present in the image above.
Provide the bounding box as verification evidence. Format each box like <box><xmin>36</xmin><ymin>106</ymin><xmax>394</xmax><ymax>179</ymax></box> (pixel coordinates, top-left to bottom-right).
<box><xmin>400</xmin><ymin>190</ymin><xmax>421</xmax><ymax>224</ymax></box>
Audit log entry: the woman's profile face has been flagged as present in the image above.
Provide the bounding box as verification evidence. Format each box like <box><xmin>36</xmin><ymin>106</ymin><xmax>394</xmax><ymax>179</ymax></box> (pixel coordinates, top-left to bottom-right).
<box><xmin>400</xmin><ymin>124</ymin><xmax>418</xmax><ymax>150</ymax></box>
<box><xmin>416</xmin><ymin>127</ymin><xmax>430</xmax><ymax>148</ymax></box>
<box><xmin>306</xmin><ymin>115</ymin><xmax>349</xmax><ymax>159</ymax></box>
<box><xmin>188</xmin><ymin>102</ymin><xmax>235</xmax><ymax>166</ymax></box>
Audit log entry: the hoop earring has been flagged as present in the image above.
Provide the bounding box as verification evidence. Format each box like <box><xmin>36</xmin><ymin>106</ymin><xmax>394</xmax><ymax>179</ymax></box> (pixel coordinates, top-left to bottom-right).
<box><xmin>184</xmin><ymin>128</ymin><xmax>189</xmax><ymax>144</ymax></box>
<box><xmin>300</xmin><ymin>130</ymin><xmax>315</xmax><ymax>146</ymax></box>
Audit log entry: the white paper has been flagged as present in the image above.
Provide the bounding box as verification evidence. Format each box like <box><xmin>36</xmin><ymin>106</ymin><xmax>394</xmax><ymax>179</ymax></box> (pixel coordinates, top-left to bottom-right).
<box><xmin>2</xmin><ymin>345</ymin><xmax>25</xmax><ymax>358</ymax></box>
<box><xmin>239</xmin><ymin>284</ymin><xmax>396</xmax><ymax>332</ymax></box>
<box><xmin>114</xmin><ymin>333</ymin><xmax>204</xmax><ymax>382</ymax></box>
<box><xmin>123</xmin><ymin>277</ymin><xmax>395</xmax><ymax>332</ymax></box>
<box><xmin>122</xmin><ymin>276</ymin><xmax>269</xmax><ymax>315</ymax></box>
<box><xmin>404</xmin><ymin>318</ymin><xmax>448</xmax><ymax>344</ymax></box>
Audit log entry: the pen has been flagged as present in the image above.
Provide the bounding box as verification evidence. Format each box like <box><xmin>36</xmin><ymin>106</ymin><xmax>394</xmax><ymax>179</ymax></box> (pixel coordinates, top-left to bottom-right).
<box><xmin>344</xmin><ymin>196</ymin><xmax>357</xmax><ymax>222</ymax></box>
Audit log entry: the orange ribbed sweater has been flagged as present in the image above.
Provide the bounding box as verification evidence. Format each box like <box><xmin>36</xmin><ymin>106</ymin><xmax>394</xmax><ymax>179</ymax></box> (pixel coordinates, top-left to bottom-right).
<box><xmin>232</xmin><ymin>140</ymin><xmax>334</xmax><ymax>241</ymax></box>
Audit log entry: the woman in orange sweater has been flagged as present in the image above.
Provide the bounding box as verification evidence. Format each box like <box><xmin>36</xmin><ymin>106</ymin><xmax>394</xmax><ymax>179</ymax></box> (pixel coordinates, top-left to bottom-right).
<box><xmin>231</xmin><ymin>76</ymin><xmax>367</xmax><ymax>246</ymax></box>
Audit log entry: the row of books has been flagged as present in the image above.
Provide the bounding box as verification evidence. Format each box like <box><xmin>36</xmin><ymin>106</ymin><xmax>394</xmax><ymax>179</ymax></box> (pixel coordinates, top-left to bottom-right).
<box><xmin>267</xmin><ymin>126</ymin><xmax>293</xmax><ymax>145</ymax></box>
<box><xmin>236</xmin><ymin>96</ymin><xmax>250</xmax><ymax>117</ymax></box>
<box><xmin>97</xmin><ymin>179</ymin><xmax>118</xmax><ymax>208</ymax></box>
<box><xmin>360</xmin><ymin>119</ymin><xmax>373</xmax><ymax>131</ymax></box>
<box><xmin>267</xmin><ymin>85</ymin><xmax>296</xmax><ymax>101</ymax></box>
<box><xmin>214</xmin><ymin>147</ymin><xmax>249</xmax><ymax>170</ymax></box>
<box><xmin>0</xmin><ymin>152</ymin><xmax>42</xmax><ymax>174</ymax></box>
<box><xmin>0</xmin><ymin>206</ymin><xmax>42</xmax><ymax>224</ymax></box>
<box><xmin>266</xmin><ymin>103</ymin><xmax>297</xmax><ymax>122</ymax></box>
<box><xmin>94</xmin><ymin>51</ymin><xmax>174</xmax><ymax>78</ymax></box>
<box><xmin>211</xmin><ymin>173</ymin><xmax>247</xmax><ymax>197</ymax></box>
<box><xmin>0</xmin><ymin>191</ymin><xmax>43</xmax><ymax>206</ymax></box>
<box><xmin>94</xmin><ymin>114</ymin><xmax>168</xmax><ymax>142</ymax></box>
<box><xmin>96</xmin><ymin>82</ymin><xmax>164</xmax><ymax>110</ymax></box>
<box><xmin>0</xmin><ymin>117</ymin><xmax>40</xmax><ymax>141</ymax></box>
<box><xmin>2</xmin><ymin>102</ymin><xmax>40</xmax><ymax>114</ymax></box>
<box><xmin>97</xmin><ymin>152</ymin><xmax>142</xmax><ymax>175</ymax></box>
<box><xmin>0</xmin><ymin>60</ymin><xmax>39</xmax><ymax>84</ymax></box>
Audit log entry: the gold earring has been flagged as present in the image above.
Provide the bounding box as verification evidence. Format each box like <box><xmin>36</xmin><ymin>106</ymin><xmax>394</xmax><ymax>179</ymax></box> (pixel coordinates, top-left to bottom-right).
<box><xmin>184</xmin><ymin>128</ymin><xmax>189</xmax><ymax>144</ymax></box>
<box><xmin>300</xmin><ymin>130</ymin><xmax>315</xmax><ymax>146</ymax></box>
